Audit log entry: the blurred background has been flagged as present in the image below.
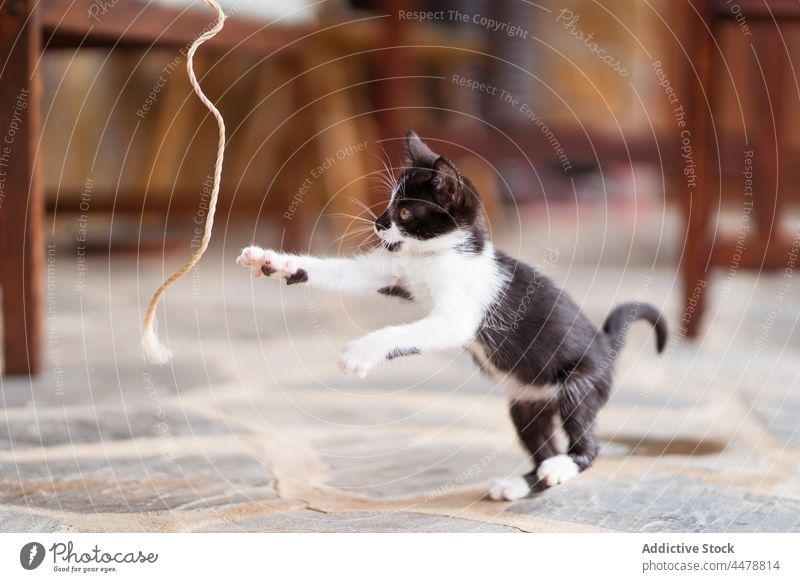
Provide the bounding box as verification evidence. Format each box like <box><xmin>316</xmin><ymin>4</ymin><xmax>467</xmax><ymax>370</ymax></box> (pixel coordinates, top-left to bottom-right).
<box><xmin>44</xmin><ymin>0</ymin><xmax>677</xmax><ymax>229</ymax></box>
<box><xmin>34</xmin><ymin>0</ymin><xmax>800</xmax><ymax>331</ymax></box>
<box><xmin>1</xmin><ymin>0</ymin><xmax>799</xmax><ymax>532</ymax></box>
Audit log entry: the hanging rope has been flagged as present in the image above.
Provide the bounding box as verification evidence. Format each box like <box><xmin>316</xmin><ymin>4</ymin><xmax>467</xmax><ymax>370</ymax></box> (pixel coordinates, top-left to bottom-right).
<box><xmin>141</xmin><ymin>0</ymin><xmax>226</xmax><ymax>364</ymax></box>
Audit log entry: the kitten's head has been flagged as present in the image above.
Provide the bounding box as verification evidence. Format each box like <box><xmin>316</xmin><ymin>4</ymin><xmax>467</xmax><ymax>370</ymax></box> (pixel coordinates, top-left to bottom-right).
<box><xmin>374</xmin><ymin>131</ymin><xmax>484</xmax><ymax>253</ymax></box>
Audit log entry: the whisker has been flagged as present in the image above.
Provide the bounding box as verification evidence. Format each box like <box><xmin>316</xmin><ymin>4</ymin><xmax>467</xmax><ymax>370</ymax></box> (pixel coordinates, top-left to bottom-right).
<box><xmin>353</xmin><ymin>237</ymin><xmax>380</xmax><ymax>254</ymax></box>
<box><xmin>348</xmin><ymin>197</ymin><xmax>379</xmax><ymax>219</ymax></box>
<box><xmin>336</xmin><ymin>228</ymin><xmax>378</xmax><ymax>253</ymax></box>
<box><xmin>332</xmin><ymin>228</ymin><xmax>374</xmax><ymax>245</ymax></box>
<box><xmin>368</xmin><ymin>174</ymin><xmax>396</xmax><ymax>191</ymax></box>
<box><xmin>326</xmin><ymin>212</ymin><xmax>375</xmax><ymax>225</ymax></box>
<box><xmin>371</xmin><ymin>149</ymin><xmax>397</xmax><ymax>183</ymax></box>
<box><xmin>332</xmin><ymin>225</ymin><xmax>374</xmax><ymax>240</ymax></box>
<box><xmin>380</xmin><ymin>162</ymin><xmax>398</xmax><ymax>195</ymax></box>
<box><xmin>369</xmin><ymin>148</ymin><xmax>399</xmax><ymax>198</ymax></box>
<box><xmin>371</xmin><ymin>241</ymin><xmax>390</xmax><ymax>258</ymax></box>
<box><xmin>377</xmin><ymin>144</ymin><xmax>398</xmax><ymax>182</ymax></box>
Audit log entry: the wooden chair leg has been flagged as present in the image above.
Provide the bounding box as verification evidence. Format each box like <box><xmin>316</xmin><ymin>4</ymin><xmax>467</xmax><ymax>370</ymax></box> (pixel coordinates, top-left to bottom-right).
<box><xmin>0</xmin><ymin>1</ymin><xmax>44</xmax><ymax>375</ymax></box>
<box><xmin>682</xmin><ymin>1</ymin><xmax>715</xmax><ymax>338</ymax></box>
<box><xmin>753</xmin><ymin>29</ymin><xmax>783</xmax><ymax>264</ymax></box>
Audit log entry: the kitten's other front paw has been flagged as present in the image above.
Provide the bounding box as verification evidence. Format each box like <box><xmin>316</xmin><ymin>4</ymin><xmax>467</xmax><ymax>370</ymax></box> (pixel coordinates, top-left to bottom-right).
<box><xmin>339</xmin><ymin>339</ymin><xmax>382</xmax><ymax>378</ymax></box>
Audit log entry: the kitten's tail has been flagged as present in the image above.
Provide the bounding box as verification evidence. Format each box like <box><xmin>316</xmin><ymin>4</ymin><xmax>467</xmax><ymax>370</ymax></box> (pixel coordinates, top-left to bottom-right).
<box><xmin>602</xmin><ymin>302</ymin><xmax>667</xmax><ymax>355</ymax></box>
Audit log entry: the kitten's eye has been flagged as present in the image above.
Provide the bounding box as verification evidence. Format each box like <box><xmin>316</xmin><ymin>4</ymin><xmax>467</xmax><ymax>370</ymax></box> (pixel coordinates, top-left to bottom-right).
<box><xmin>399</xmin><ymin>207</ymin><xmax>411</xmax><ymax>221</ymax></box>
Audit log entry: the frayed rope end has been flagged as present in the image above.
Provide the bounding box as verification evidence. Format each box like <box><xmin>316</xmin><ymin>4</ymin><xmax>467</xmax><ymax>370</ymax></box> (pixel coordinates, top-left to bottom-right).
<box><xmin>141</xmin><ymin>316</ymin><xmax>173</xmax><ymax>365</ymax></box>
<box><xmin>140</xmin><ymin>0</ymin><xmax>225</xmax><ymax>365</ymax></box>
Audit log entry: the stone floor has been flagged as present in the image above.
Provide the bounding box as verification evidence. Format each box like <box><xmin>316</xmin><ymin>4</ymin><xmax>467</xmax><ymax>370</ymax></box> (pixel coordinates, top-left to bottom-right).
<box><xmin>1</xmin><ymin>206</ymin><xmax>799</xmax><ymax>532</ymax></box>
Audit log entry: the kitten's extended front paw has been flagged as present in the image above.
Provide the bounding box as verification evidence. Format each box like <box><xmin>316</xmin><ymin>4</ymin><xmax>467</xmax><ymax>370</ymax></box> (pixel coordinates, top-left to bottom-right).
<box><xmin>236</xmin><ymin>246</ymin><xmax>269</xmax><ymax>278</ymax></box>
<box><xmin>339</xmin><ymin>339</ymin><xmax>382</xmax><ymax>378</ymax></box>
<box><xmin>236</xmin><ymin>246</ymin><xmax>306</xmax><ymax>284</ymax></box>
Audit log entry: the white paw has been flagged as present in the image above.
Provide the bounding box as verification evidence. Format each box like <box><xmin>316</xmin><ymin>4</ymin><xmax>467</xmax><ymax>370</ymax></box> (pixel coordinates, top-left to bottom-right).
<box><xmin>339</xmin><ymin>339</ymin><xmax>382</xmax><ymax>378</ymax></box>
<box><xmin>236</xmin><ymin>245</ymin><xmax>267</xmax><ymax>277</ymax></box>
<box><xmin>537</xmin><ymin>454</ymin><xmax>579</xmax><ymax>487</ymax></box>
<box><xmin>487</xmin><ymin>477</ymin><xmax>530</xmax><ymax>501</ymax></box>
<box><xmin>236</xmin><ymin>246</ymin><xmax>299</xmax><ymax>281</ymax></box>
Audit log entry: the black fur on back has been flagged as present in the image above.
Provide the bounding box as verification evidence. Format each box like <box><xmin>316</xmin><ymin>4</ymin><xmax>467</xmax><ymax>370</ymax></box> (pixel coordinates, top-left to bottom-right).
<box><xmin>475</xmin><ymin>251</ymin><xmax>612</xmax><ymax>391</ymax></box>
<box><xmin>475</xmin><ymin>253</ymin><xmax>667</xmax><ymax>392</ymax></box>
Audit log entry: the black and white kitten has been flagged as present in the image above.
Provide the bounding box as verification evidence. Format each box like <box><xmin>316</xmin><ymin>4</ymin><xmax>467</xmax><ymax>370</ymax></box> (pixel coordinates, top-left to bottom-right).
<box><xmin>237</xmin><ymin>131</ymin><xmax>667</xmax><ymax>501</ymax></box>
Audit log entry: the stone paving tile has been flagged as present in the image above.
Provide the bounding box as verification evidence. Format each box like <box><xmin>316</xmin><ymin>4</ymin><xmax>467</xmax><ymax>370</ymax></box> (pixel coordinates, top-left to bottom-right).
<box><xmin>509</xmin><ymin>474</ymin><xmax>800</xmax><ymax>533</ymax></box>
<box><xmin>0</xmin><ymin>357</ymin><xmax>222</xmax><ymax>408</ymax></box>
<box><xmin>218</xmin><ymin>385</ymin><xmax>508</xmax><ymax>432</ymax></box>
<box><xmin>0</xmin><ymin>409</ymin><xmax>232</xmax><ymax>450</ymax></box>
<box><xmin>0</xmin><ymin>454</ymin><xmax>275</xmax><ymax>513</ymax></box>
<box><xmin>196</xmin><ymin>509</ymin><xmax>519</xmax><ymax>532</ymax></box>
<box><xmin>740</xmin><ymin>381</ymin><xmax>800</xmax><ymax>448</ymax></box>
<box><xmin>750</xmin><ymin>399</ymin><xmax>800</xmax><ymax>448</ymax></box>
<box><xmin>320</xmin><ymin>434</ymin><xmax>527</xmax><ymax>499</ymax></box>
<box><xmin>0</xmin><ymin>509</ymin><xmax>70</xmax><ymax>533</ymax></box>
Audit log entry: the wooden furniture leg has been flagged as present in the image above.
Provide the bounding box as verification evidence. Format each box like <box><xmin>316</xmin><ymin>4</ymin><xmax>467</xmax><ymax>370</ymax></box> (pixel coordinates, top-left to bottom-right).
<box><xmin>0</xmin><ymin>0</ymin><xmax>44</xmax><ymax>375</ymax></box>
<box><xmin>682</xmin><ymin>0</ymin><xmax>716</xmax><ymax>338</ymax></box>
<box><xmin>753</xmin><ymin>29</ymin><xmax>783</xmax><ymax>267</ymax></box>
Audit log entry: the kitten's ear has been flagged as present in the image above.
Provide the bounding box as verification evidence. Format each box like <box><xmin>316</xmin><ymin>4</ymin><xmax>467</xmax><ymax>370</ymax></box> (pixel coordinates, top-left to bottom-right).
<box><xmin>405</xmin><ymin>131</ymin><xmax>438</xmax><ymax>167</ymax></box>
<box><xmin>432</xmin><ymin>157</ymin><xmax>461</xmax><ymax>201</ymax></box>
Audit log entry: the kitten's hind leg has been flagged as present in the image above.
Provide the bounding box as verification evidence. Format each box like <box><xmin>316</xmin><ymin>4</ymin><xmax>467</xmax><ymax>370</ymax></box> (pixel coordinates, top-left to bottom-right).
<box><xmin>488</xmin><ymin>397</ymin><xmax>559</xmax><ymax>501</ymax></box>
<box><xmin>537</xmin><ymin>374</ymin><xmax>603</xmax><ymax>487</ymax></box>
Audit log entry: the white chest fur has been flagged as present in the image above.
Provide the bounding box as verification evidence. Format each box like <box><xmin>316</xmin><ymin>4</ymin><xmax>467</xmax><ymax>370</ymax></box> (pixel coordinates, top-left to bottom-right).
<box><xmin>391</xmin><ymin>243</ymin><xmax>504</xmax><ymax>327</ymax></box>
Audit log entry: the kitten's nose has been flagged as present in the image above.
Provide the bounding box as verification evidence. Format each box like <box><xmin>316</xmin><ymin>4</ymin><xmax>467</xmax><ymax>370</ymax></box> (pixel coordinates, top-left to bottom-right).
<box><xmin>375</xmin><ymin>213</ymin><xmax>390</xmax><ymax>231</ymax></box>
